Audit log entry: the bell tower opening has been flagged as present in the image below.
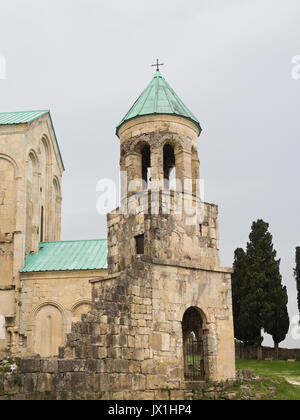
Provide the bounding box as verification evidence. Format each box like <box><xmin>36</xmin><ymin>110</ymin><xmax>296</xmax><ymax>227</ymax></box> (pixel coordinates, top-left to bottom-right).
<box><xmin>163</xmin><ymin>144</ymin><xmax>176</xmax><ymax>189</ymax></box>
<box><xmin>141</xmin><ymin>145</ymin><xmax>151</xmax><ymax>189</ymax></box>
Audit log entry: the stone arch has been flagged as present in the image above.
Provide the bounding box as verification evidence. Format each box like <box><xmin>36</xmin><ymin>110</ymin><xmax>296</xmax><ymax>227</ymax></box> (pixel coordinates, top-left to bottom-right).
<box><xmin>26</xmin><ymin>149</ymin><xmax>39</xmax><ymax>171</ymax></box>
<box><xmin>178</xmin><ymin>303</ymin><xmax>212</xmax><ymax>326</ymax></box>
<box><xmin>32</xmin><ymin>300</ymin><xmax>66</xmax><ymax>320</ymax></box>
<box><xmin>41</xmin><ymin>135</ymin><xmax>52</xmax><ymax>164</ymax></box>
<box><xmin>160</xmin><ymin>135</ymin><xmax>190</xmax><ymax>190</ymax></box>
<box><xmin>71</xmin><ymin>300</ymin><xmax>92</xmax><ymax>323</ymax></box>
<box><xmin>33</xmin><ymin>303</ymin><xmax>64</xmax><ymax>357</ymax></box>
<box><xmin>133</xmin><ymin>139</ymin><xmax>151</xmax><ymax>154</ymax></box>
<box><xmin>123</xmin><ymin>139</ymin><xmax>152</xmax><ymax>196</ymax></box>
<box><xmin>159</xmin><ymin>135</ymin><xmax>184</xmax><ymax>155</ymax></box>
<box><xmin>53</xmin><ymin>176</ymin><xmax>61</xmax><ymax>196</ymax></box>
<box><xmin>182</xmin><ymin>306</ymin><xmax>209</xmax><ymax>380</ymax></box>
<box><xmin>0</xmin><ymin>154</ymin><xmax>19</xmax><ymax>178</ymax></box>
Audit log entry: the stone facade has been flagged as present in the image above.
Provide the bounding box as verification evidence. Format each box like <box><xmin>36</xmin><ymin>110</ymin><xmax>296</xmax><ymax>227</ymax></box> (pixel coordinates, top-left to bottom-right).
<box><xmin>0</xmin><ymin>114</ymin><xmax>64</xmax><ymax>354</ymax></box>
<box><xmin>15</xmin><ymin>269</ymin><xmax>107</xmax><ymax>357</ymax></box>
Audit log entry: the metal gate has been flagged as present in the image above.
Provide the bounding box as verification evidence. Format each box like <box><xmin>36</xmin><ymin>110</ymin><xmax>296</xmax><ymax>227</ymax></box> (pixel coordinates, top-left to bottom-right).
<box><xmin>184</xmin><ymin>335</ymin><xmax>204</xmax><ymax>381</ymax></box>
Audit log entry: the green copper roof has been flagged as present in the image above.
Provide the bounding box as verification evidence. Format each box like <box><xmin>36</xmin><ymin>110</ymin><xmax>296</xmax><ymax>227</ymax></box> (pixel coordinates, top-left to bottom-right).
<box><xmin>116</xmin><ymin>71</ymin><xmax>201</xmax><ymax>136</ymax></box>
<box><xmin>0</xmin><ymin>110</ymin><xmax>49</xmax><ymax>125</ymax></box>
<box><xmin>20</xmin><ymin>239</ymin><xmax>108</xmax><ymax>273</ymax></box>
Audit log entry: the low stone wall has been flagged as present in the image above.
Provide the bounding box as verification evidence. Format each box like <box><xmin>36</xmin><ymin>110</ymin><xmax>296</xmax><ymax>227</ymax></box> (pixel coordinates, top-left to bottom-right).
<box><xmin>0</xmin><ymin>357</ymin><xmax>247</xmax><ymax>400</ymax></box>
<box><xmin>235</xmin><ymin>341</ymin><xmax>300</xmax><ymax>360</ymax></box>
<box><xmin>0</xmin><ymin>357</ymin><xmax>173</xmax><ymax>400</ymax></box>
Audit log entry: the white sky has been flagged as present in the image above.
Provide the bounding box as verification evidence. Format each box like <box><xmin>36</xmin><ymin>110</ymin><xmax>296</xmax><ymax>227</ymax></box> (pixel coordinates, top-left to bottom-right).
<box><xmin>0</xmin><ymin>0</ymin><xmax>300</xmax><ymax>348</ymax></box>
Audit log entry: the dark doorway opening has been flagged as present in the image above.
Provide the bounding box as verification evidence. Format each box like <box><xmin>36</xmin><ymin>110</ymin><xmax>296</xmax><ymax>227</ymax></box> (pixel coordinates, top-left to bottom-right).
<box><xmin>182</xmin><ymin>307</ymin><xmax>206</xmax><ymax>381</ymax></box>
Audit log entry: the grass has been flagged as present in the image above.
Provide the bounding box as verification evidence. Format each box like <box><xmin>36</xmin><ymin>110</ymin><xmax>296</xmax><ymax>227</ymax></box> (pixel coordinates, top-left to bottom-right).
<box><xmin>236</xmin><ymin>359</ymin><xmax>300</xmax><ymax>400</ymax></box>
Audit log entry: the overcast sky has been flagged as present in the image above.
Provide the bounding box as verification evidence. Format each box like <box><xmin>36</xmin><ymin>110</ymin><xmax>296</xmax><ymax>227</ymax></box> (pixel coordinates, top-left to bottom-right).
<box><xmin>0</xmin><ymin>0</ymin><xmax>299</xmax><ymax>348</ymax></box>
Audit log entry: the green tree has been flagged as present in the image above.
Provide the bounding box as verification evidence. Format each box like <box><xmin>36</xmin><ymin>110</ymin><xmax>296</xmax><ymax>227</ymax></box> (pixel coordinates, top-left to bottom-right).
<box><xmin>232</xmin><ymin>220</ymin><xmax>289</xmax><ymax>350</ymax></box>
<box><xmin>232</xmin><ymin>247</ymin><xmax>263</xmax><ymax>347</ymax></box>
<box><xmin>247</xmin><ymin>220</ymin><xmax>289</xmax><ymax>349</ymax></box>
<box><xmin>232</xmin><ymin>248</ymin><xmax>246</xmax><ymax>341</ymax></box>
<box><xmin>294</xmin><ymin>247</ymin><xmax>300</xmax><ymax>321</ymax></box>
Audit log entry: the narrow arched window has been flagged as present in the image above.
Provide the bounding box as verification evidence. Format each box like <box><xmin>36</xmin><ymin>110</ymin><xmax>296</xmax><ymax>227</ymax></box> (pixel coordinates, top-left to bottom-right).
<box><xmin>141</xmin><ymin>145</ymin><xmax>151</xmax><ymax>189</ymax></box>
<box><xmin>163</xmin><ymin>144</ymin><xmax>176</xmax><ymax>189</ymax></box>
<box><xmin>40</xmin><ymin>206</ymin><xmax>44</xmax><ymax>242</ymax></box>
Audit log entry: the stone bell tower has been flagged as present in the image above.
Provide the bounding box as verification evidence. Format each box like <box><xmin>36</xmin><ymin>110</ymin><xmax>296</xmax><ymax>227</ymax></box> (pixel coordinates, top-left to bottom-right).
<box><xmin>90</xmin><ymin>70</ymin><xmax>236</xmax><ymax>384</ymax></box>
<box><xmin>108</xmin><ymin>71</ymin><xmax>221</xmax><ymax>273</ymax></box>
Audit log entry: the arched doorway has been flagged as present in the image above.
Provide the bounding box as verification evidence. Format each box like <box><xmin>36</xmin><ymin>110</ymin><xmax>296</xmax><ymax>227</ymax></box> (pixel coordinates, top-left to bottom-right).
<box><xmin>182</xmin><ymin>307</ymin><xmax>207</xmax><ymax>380</ymax></box>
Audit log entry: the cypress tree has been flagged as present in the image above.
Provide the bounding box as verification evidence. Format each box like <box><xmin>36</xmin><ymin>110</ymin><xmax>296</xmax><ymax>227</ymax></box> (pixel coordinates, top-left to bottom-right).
<box><xmin>232</xmin><ymin>220</ymin><xmax>289</xmax><ymax>351</ymax></box>
<box><xmin>294</xmin><ymin>247</ymin><xmax>300</xmax><ymax>321</ymax></box>
<box><xmin>246</xmin><ymin>220</ymin><xmax>289</xmax><ymax>350</ymax></box>
<box><xmin>232</xmin><ymin>247</ymin><xmax>263</xmax><ymax>346</ymax></box>
<box><xmin>231</xmin><ymin>248</ymin><xmax>247</xmax><ymax>341</ymax></box>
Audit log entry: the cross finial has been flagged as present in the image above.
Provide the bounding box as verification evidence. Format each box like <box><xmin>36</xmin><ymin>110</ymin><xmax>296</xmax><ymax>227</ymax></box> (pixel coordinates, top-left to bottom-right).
<box><xmin>151</xmin><ymin>59</ymin><xmax>164</xmax><ymax>72</ymax></box>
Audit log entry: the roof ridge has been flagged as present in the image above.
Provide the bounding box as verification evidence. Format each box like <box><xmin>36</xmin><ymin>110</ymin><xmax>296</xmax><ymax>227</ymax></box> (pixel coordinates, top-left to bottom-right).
<box><xmin>0</xmin><ymin>109</ymin><xmax>49</xmax><ymax>114</ymax></box>
<box><xmin>40</xmin><ymin>238</ymin><xmax>107</xmax><ymax>245</ymax></box>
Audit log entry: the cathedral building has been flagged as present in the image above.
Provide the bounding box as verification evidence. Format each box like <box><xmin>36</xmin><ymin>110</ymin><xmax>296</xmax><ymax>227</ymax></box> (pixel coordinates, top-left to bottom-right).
<box><xmin>0</xmin><ymin>70</ymin><xmax>235</xmax><ymax>383</ymax></box>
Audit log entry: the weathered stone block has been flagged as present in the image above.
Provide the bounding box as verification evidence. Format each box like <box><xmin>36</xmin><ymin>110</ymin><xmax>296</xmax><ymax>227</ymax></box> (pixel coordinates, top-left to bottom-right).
<box><xmin>51</xmin><ymin>374</ymin><xmax>66</xmax><ymax>392</ymax></box>
<box><xmin>149</xmin><ymin>333</ymin><xmax>162</xmax><ymax>351</ymax></box>
<box><xmin>20</xmin><ymin>358</ymin><xmax>41</xmax><ymax>373</ymax></box>
<box><xmin>146</xmin><ymin>375</ymin><xmax>166</xmax><ymax>390</ymax></box>
<box><xmin>37</xmin><ymin>373</ymin><xmax>52</xmax><ymax>393</ymax></box>
<box><xmin>41</xmin><ymin>359</ymin><xmax>58</xmax><ymax>373</ymax></box>
<box><xmin>133</xmin><ymin>349</ymin><xmax>145</xmax><ymax>361</ymax></box>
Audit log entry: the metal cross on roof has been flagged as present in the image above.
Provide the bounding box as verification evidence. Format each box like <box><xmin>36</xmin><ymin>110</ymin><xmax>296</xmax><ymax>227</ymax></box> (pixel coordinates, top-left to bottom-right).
<box><xmin>151</xmin><ymin>59</ymin><xmax>164</xmax><ymax>72</ymax></box>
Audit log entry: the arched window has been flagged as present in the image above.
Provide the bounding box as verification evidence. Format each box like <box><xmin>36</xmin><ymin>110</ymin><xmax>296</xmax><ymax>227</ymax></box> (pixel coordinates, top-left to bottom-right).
<box><xmin>40</xmin><ymin>138</ymin><xmax>51</xmax><ymax>241</ymax></box>
<box><xmin>34</xmin><ymin>305</ymin><xmax>64</xmax><ymax>357</ymax></box>
<box><xmin>141</xmin><ymin>145</ymin><xmax>151</xmax><ymax>189</ymax></box>
<box><xmin>40</xmin><ymin>206</ymin><xmax>44</xmax><ymax>242</ymax></box>
<box><xmin>182</xmin><ymin>307</ymin><xmax>206</xmax><ymax>380</ymax></box>
<box><xmin>163</xmin><ymin>144</ymin><xmax>176</xmax><ymax>189</ymax></box>
<box><xmin>26</xmin><ymin>152</ymin><xmax>39</xmax><ymax>254</ymax></box>
<box><xmin>52</xmin><ymin>177</ymin><xmax>61</xmax><ymax>240</ymax></box>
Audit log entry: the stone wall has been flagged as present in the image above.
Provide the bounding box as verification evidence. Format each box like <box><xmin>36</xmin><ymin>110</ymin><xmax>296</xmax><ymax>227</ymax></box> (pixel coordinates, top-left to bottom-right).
<box><xmin>235</xmin><ymin>341</ymin><xmax>300</xmax><ymax>360</ymax></box>
<box><xmin>0</xmin><ymin>114</ymin><xmax>64</xmax><ymax>354</ymax></box>
<box><xmin>0</xmin><ymin>356</ymin><xmax>244</xmax><ymax>400</ymax></box>
<box><xmin>16</xmin><ymin>269</ymin><xmax>107</xmax><ymax>357</ymax></box>
<box><xmin>107</xmin><ymin>198</ymin><xmax>220</xmax><ymax>276</ymax></box>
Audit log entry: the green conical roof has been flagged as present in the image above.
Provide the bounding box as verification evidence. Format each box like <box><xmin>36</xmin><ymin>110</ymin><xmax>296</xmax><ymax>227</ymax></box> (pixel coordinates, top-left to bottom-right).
<box><xmin>116</xmin><ymin>71</ymin><xmax>201</xmax><ymax>137</ymax></box>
